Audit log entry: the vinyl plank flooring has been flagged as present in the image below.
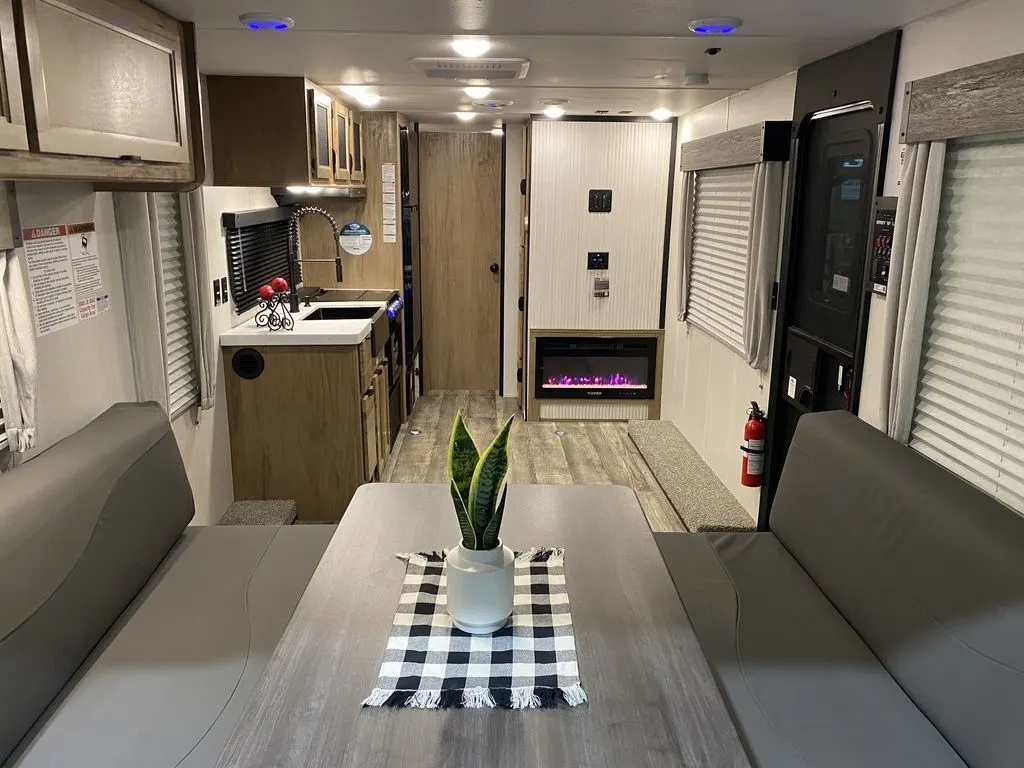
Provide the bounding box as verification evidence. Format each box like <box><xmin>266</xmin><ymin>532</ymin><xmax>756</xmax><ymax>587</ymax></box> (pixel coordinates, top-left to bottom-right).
<box><xmin>385</xmin><ymin>391</ymin><xmax>686</xmax><ymax>532</ymax></box>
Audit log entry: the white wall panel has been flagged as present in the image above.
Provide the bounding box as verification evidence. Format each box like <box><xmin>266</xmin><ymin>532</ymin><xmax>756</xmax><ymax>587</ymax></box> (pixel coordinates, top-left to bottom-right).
<box><xmin>860</xmin><ymin>0</ymin><xmax>1024</xmax><ymax>429</ymax></box>
<box><xmin>528</xmin><ymin>120</ymin><xmax>673</xmax><ymax>332</ymax></box>
<box><xmin>662</xmin><ymin>73</ymin><xmax>794</xmax><ymax>520</ymax></box>
<box><xmin>502</xmin><ymin>124</ymin><xmax>524</xmax><ymax>397</ymax></box>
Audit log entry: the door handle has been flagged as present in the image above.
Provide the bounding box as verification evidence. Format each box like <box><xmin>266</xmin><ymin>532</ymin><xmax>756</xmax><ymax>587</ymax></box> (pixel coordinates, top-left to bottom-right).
<box><xmin>489</xmin><ymin>263</ymin><xmax>500</xmax><ymax>274</ymax></box>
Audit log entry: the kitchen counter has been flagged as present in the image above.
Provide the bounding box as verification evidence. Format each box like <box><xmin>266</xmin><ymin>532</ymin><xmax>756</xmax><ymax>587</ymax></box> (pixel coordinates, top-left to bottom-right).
<box><xmin>219</xmin><ymin>301</ymin><xmax>385</xmax><ymax>347</ymax></box>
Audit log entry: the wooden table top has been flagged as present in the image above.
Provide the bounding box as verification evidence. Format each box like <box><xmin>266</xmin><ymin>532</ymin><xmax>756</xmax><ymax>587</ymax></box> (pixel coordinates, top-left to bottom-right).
<box><xmin>216</xmin><ymin>484</ymin><xmax>752</xmax><ymax>768</ymax></box>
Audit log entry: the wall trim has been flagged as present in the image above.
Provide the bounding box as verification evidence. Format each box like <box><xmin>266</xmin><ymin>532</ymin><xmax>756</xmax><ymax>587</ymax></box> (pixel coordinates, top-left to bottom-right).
<box><xmin>677</xmin><ymin>121</ymin><xmax>791</xmax><ymax>172</ymax></box>
<box><xmin>659</xmin><ymin>119</ymin><xmax>679</xmax><ymax>328</ymax></box>
<box><xmin>900</xmin><ymin>52</ymin><xmax>1024</xmax><ymax>144</ymax></box>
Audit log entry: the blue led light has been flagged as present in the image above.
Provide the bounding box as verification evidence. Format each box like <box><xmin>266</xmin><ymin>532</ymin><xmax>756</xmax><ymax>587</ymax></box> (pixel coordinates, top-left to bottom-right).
<box><xmin>693</xmin><ymin>23</ymin><xmax>735</xmax><ymax>35</ymax></box>
<box><xmin>239</xmin><ymin>14</ymin><xmax>294</xmax><ymax>31</ymax></box>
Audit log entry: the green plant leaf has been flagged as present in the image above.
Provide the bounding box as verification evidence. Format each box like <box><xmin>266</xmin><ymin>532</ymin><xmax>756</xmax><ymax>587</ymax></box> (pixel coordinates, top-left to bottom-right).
<box><xmin>450</xmin><ymin>480</ymin><xmax>477</xmax><ymax>549</ymax></box>
<box><xmin>468</xmin><ymin>415</ymin><xmax>515</xmax><ymax>545</ymax></box>
<box><xmin>480</xmin><ymin>486</ymin><xmax>507</xmax><ymax>551</ymax></box>
<box><xmin>447</xmin><ymin>410</ymin><xmax>478</xmax><ymax>506</ymax></box>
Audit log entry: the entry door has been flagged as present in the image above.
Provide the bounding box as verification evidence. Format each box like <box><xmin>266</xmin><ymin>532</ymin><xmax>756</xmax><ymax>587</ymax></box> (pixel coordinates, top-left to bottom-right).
<box><xmin>420</xmin><ymin>132</ymin><xmax>502</xmax><ymax>390</ymax></box>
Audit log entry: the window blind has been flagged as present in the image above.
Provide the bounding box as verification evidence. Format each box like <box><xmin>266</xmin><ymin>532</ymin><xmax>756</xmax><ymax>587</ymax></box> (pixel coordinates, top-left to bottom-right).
<box><xmin>153</xmin><ymin>193</ymin><xmax>199</xmax><ymax>420</ymax></box>
<box><xmin>686</xmin><ymin>165</ymin><xmax>755</xmax><ymax>352</ymax></box>
<box><xmin>226</xmin><ymin>218</ymin><xmax>298</xmax><ymax>313</ymax></box>
<box><xmin>910</xmin><ymin>132</ymin><xmax>1024</xmax><ymax>514</ymax></box>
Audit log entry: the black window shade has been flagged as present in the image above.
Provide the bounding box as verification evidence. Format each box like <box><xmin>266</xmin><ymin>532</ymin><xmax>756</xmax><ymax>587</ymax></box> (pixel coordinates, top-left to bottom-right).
<box><xmin>226</xmin><ymin>218</ymin><xmax>300</xmax><ymax>313</ymax></box>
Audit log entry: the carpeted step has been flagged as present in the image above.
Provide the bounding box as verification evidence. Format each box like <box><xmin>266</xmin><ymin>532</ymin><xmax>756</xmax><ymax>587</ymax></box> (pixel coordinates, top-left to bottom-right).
<box><xmin>628</xmin><ymin>420</ymin><xmax>754</xmax><ymax>532</ymax></box>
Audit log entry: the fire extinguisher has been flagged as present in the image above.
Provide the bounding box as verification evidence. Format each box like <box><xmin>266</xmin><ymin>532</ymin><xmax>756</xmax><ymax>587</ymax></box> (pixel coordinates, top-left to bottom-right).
<box><xmin>741</xmin><ymin>401</ymin><xmax>767</xmax><ymax>488</ymax></box>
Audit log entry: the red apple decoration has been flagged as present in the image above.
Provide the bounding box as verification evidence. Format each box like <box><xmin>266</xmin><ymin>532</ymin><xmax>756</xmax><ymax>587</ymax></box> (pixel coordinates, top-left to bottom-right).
<box><xmin>258</xmin><ymin>284</ymin><xmax>275</xmax><ymax>301</ymax></box>
<box><xmin>271</xmin><ymin>277</ymin><xmax>289</xmax><ymax>293</ymax></box>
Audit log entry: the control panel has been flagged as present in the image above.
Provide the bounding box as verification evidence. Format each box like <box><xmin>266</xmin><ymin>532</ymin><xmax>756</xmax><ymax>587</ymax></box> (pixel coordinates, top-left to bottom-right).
<box><xmin>588</xmin><ymin>189</ymin><xmax>613</xmax><ymax>213</ymax></box>
<box><xmin>587</xmin><ymin>251</ymin><xmax>609</xmax><ymax>270</ymax></box>
<box><xmin>867</xmin><ymin>196</ymin><xmax>897</xmax><ymax>296</ymax></box>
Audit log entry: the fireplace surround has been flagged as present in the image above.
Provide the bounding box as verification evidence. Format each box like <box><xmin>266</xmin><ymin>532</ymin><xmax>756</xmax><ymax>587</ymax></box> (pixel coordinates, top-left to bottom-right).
<box><xmin>534</xmin><ymin>336</ymin><xmax>658</xmax><ymax>401</ymax></box>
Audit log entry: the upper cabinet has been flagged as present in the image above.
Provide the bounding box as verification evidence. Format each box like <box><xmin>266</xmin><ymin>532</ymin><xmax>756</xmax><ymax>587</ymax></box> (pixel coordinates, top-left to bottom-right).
<box><xmin>349</xmin><ymin>108</ymin><xmax>364</xmax><ymax>183</ymax></box>
<box><xmin>333</xmin><ymin>100</ymin><xmax>350</xmax><ymax>183</ymax></box>
<box><xmin>308</xmin><ymin>85</ymin><xmax>333</xmax><ymax>181</ymax></box>
<box><xmin>0</xmin><ymin>0</ymin><xmax>27</xmax><ymax>150</ymax></box>
<box><xmin>18</xmin><ymin>0</ymin><xmax>190</xmax><ymax>164</ymax></box>
<box><xmin>0</xmin><ymin>0</ymin><xmax>200</xmax><ymax>185</ymax></box>
<box><xmin>207</xmin><ymin>75</ymin><xmax>366</xmax><ymax>190</ymax></box>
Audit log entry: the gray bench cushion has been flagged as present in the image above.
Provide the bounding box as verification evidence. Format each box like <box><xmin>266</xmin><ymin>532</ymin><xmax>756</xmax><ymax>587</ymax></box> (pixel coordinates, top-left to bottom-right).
<box><xmin>0</xmin><ymin>403</ymin><xmax>193</xmax><ymax>764</ymax></box>
<box><xmin>8</xmin><ymin>524</ymin><xmax>334</xmax><ymax>768</ymax></box>
<box><xmin>628</xmin><ymin>420</ymin><xmax>753</xmax><ymax>531</ymax></box>
<box><xmin>656</xmin><ymin>531</ymin><xmax>965</xmax><ymax>768</ymax></box>
<box><xmin>772</xmin><ymin>411</ymin><xmax>1024</xmax><ymax>768</ymax></box>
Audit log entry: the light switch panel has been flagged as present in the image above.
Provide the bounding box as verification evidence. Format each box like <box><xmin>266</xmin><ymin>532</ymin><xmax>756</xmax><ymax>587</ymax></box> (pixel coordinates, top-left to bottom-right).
<box><xmin>588</xmin><ymin>189</ymin><xmax>612</xmax><ymax>213</ymax></box>
<box><xmin>213</xmin><ymin>279</ymin><xmax>222</xmax><ymax>306</ymax></box>
<box><xmin>587</xmin><ymin>251</ymin><xmax>609</xmax><ymax>270</ymax></box>
<box><xmin>593</xmin><ymin>277</ymin><xmax>610</xmax><ymax>297</ymax></box>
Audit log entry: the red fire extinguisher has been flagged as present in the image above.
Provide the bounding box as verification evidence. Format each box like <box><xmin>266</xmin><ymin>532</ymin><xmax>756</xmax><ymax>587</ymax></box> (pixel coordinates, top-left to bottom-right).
<box><xmin>741</xmin><ymin>401</ymin><xmax>767</xmax><ymax>488</ymax></box>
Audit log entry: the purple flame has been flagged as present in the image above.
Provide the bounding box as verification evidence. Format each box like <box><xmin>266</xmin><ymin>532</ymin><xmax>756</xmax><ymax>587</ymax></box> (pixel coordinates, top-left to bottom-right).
<box><xmin>543</xmin><ymin>373</ymin><xmax>644</xmax><ymax>388</ymax></box>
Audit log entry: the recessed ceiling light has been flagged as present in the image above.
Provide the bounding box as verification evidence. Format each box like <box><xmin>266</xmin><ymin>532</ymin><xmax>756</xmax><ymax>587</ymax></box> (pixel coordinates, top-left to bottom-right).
<box><xmin>451</xmin><ymin>38</ymin><xmax>491</xmax><ymax>58</ymax></box>
<box><xmin>340</xmin><ymin>86</ymin><xmax>380</xmax><ymax>107</ymax></box>
<box><xmin>542</xmin><ymin>105</ymin><xmax>566</xmax><ymax>119</ymax></box>
<box><xmin>455</xmin><ymin>112</ymin><xmax>477</xmax><ymax>122</ymax></box>
<box><xmin>688</xmin><ymin>17</ymin><xmax>743</xmax><ymax>35</ymax></box>
<box><xmin>464</xmin><ymin>86</ymin><xmax>492</xmax><ymax>99</ymax></box>
<box><xmin>238</xmin><ymin>12</ymin><xmax>294</xmax><ymax>31</ymax></box>
<box><xmin>491</xmin><ymin>127</ymin><xmax>504</xmax><ymax>136</ymax></box>
<box><xmin>650</xmin><ymin>108</ymin><xmax>673</xmax><ymax>121</ymax></box>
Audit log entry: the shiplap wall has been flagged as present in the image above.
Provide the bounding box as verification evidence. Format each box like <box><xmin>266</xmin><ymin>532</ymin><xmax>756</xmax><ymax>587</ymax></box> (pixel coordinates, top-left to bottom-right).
<box><xmin>528</xmin><ymin>121</ymin><xmax>674</xmax><ymax>331</ymax></box>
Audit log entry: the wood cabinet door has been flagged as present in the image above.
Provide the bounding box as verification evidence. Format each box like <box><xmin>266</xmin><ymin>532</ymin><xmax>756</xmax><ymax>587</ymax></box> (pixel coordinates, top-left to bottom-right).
<box><xmin>308</xmin><ymin>86</ymin><xmax>333</xmax><ymax>181</ymax></box>
<box><xmin>333</xmin><ymin>100</ymin><xmax>351</xmax><ymax>182</ymax></box>
<box><xmin>18</xmin><ymin>0</ymin><xmax>189</xmax><ymax>162</ymax></box>
<box><xmin>349</xmin><ymin>108</ymin><xmax>365</xmax><ymax>182</ymax></box>
<box><xmin>362</xmin><ymin>392</ymin><xmax>378</xmax><ymax>482</ymax></box>
<box><xmin>0</xmin><ymin>0</ymin><xmax>27</xmax><ymax>150</ymax></box>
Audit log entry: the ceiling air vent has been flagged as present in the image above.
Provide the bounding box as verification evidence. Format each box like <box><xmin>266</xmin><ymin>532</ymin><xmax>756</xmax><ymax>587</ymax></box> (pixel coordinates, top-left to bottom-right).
<box><xmin>410</xmin><ymin>57</ymin><xmax>530</xmax><ymax>81</ymax></box>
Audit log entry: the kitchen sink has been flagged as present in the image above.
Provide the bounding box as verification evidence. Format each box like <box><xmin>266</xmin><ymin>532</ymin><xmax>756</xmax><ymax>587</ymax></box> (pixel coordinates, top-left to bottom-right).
<box><xmin>301</xmin><ymin>306</ymin><xmax>380</xmax><ymax>321</ymax></box>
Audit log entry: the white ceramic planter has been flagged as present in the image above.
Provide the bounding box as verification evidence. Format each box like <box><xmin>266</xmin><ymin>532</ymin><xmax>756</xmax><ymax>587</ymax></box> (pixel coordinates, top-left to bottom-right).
<box><xmin>446</xmin><ymin>542</ymin><xmax>515</xmax><ymax>634</ymax></box>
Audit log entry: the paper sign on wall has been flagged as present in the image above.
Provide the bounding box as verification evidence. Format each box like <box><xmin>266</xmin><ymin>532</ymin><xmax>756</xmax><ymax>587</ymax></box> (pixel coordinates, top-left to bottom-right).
<box><xmin>23</xmin><ymin>222</ymin><xmax>106</xmax><ymax>336</ymax></box>
<box><xmin>339</xmin><ymin>221</ymin><xmax>373</xmax><ymax>255</ymax></box>
<box><xmin>382</xmin><ymin>162</ymin><xmax>397</xmax><ymax>243</ymax></box>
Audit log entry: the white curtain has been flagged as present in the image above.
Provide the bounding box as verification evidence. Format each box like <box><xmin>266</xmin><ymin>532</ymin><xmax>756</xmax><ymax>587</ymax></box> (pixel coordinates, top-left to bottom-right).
<box><xmin>115</xmin><ymin>190</ymin><xmax>216</xmax><ymax>418</ymax></box>
<box><xmin>744</xmin><ymin>161</ymin><xmax>784</xmax><ymax>371</ymax></box>
<box><xmin>183</xmin><ymin>188</ymin><xmax>216</xmax><ymax>411</ymax></box>
<box><xmin>677</xmin><ymin>170</ymin><xmax>695</xmax><ymax>320</ymax></box>
<box><xmin>879</xmin><ymin>141</ymin><xmax>947</xmax><ymax>442</ymax></box>
<box><xmin>0</xmin><ymin>247</ymin><xmax>37</xmax><ymax>458</ymax></box>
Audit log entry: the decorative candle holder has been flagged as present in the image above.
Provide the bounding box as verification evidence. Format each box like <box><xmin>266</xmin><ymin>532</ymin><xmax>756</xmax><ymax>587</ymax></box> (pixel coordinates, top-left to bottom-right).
<box><xmin>254</xmin><ymin>292</ymin><xmax>294</xmax><ymax>332</ymax></box>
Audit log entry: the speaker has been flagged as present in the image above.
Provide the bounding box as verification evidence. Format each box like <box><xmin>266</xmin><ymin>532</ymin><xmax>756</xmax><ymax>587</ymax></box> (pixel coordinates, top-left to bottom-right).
<box><xmin>231</xmin><ymin>348</ymin><xmax>264</xmax><ymax>380</ymax></box>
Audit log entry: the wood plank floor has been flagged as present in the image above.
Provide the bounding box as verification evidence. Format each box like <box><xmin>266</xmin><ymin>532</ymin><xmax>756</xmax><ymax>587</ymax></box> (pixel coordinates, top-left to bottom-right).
<box><xmin>381</xmin><ymin>390</ymin><xmax>685</xmax><ymax>533</ymax></box>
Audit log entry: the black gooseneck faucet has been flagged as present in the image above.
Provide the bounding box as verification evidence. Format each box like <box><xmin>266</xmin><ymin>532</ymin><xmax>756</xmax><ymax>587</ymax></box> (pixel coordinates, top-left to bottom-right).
<box><xmin>286</xmin><ymin>206</ymin><xmax>344</xmax><ymax>313</ymax></box>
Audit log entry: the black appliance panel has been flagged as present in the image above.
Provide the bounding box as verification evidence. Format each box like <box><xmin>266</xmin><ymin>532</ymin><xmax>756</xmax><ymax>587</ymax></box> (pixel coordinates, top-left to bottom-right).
<box><xmin>535</xmin><ymin>337</ymin><xmax>657</xmax><ymax>401</ymax></box>
<box><xmin>868</xmin><ymin>196</ymin><xmax>897</xmax><ymax>295</ymax></box>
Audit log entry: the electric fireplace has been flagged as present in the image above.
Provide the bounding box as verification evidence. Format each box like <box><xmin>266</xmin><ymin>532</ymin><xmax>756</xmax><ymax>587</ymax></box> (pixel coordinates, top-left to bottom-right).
<box><xmin>535</xmin><ymin>336</ymin><xmax>657</xmax><ymax>400</ymax></box>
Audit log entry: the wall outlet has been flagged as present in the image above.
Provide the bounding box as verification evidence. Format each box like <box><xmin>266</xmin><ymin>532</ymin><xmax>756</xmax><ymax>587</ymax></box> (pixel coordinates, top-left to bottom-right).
<box><xmin>220</xmin><ymin>277</ymin><xmax>228</xmax><ymax>303</ymax></box>
<box><xmin>588</xmin><ymin>189</ymin><xmax>612</xmax><ymax>213</ymax></box>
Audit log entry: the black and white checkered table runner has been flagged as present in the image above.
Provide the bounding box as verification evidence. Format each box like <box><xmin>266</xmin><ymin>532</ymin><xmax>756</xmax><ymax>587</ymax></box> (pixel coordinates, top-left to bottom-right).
<box><xmin>362</xmin><ymin>548</ymin><xmax>588</xmax><ymax>710</ymax></box>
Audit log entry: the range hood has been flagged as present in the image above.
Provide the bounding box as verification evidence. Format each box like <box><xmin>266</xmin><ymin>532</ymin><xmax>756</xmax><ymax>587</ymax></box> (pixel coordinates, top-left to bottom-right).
<box><xmin>271</xmin><ymin>185</ymin><xmax>367</xmax><ymax>206</ymax></box>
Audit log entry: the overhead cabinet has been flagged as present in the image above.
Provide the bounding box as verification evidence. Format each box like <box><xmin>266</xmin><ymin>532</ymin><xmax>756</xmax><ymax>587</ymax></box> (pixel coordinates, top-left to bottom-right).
<box><xmin>0</xmin><ymin>0</ymin><xmax>200</xmax><ymax>184</ymax></box>
<box><xmin>207</xmin><ymin>75</ymin><xmax>366</xmax><ymax>190</ymax></box>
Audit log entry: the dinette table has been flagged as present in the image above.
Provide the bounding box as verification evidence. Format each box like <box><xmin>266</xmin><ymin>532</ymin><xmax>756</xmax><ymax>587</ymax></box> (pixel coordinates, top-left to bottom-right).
<box><xmin>215</xmin><ymin>483</ymin><xmax>752</xmax><ymax>768</ymax></box>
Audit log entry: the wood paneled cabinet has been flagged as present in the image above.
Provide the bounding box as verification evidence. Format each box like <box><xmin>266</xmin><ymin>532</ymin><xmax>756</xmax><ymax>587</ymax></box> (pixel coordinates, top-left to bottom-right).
<box><xmin>207</xmin><ymin>75</ymin><xmax>366</xmax><ymax>190</ymax></box>
<box><xmin>0</xmin><ymin>0</ymin><xmax>199</xmax><ymax>183</ymax></box>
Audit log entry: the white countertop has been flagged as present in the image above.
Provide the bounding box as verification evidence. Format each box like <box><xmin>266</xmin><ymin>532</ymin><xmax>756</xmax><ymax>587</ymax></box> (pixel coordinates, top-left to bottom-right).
<box><xmin>219</xmin><ymin>301</ymin><xmax>385</xmax><ymax>347</ymax></box>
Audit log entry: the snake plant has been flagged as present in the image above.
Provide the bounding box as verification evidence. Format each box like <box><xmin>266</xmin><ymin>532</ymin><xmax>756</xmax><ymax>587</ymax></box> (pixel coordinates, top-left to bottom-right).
<box><xmin>448</xmin><ymin>412</ymin><xmax>515</xmax><ymax>551</ymax></box>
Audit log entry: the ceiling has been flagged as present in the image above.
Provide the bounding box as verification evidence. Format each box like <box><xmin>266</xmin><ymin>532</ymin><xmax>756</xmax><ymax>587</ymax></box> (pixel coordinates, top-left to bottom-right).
<box><xmin>153</xmin><ymin>0</ymin><xmax>967</xmax><ymax>123</ymax></box>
